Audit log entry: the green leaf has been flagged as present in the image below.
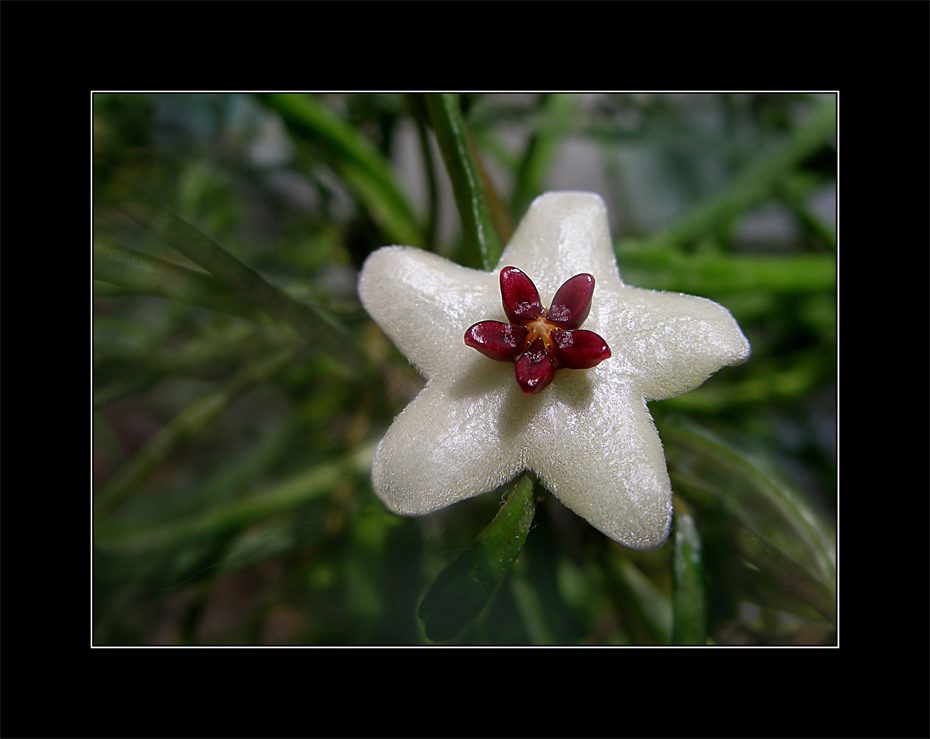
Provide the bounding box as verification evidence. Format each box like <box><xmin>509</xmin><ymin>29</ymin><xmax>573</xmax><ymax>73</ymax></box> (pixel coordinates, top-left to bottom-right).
<box><xmin>94</xmin><ymin>174</ymin><xmax>351</xmax><ymax>352</ymax></box>
<box><xmin>672</xmin><ymin>499</ymin><xmax>707</xmax><ymax>644</ymax></box>
<box><xmin>259</xmin><ymin>93</ymin><xmax>421</xmax><ymax>247</ymax></box>
<box><xmin>424</xmin><ymin>94</ymin><xmax>504</xmax><ymax>270</ymax></box>
<box><xmin>639</xmin><ymin>96</ymin><xmax>836</xmax><ymax>252</ymax></box>
<box><xmin>93</xmin><ymin>344</ymin><xmax>301</xmax><ymax>518</ymax></box>
<box><xmin>96</xmin><ymin>442</ymin><xmax>376</xmax><ymax>551</ymax></box>
<box><xmin>511</xmin><ymin>94</ymin><xmax>577</xmax><ymax>217</ymax></box>
<box><xmin>613</xmin><ymin>251</ymin><xmax>836</xmax><ymax>296</ymax></box>
<box><xmin>665</xmin><ymin>422</ymin><xmax>836</xmax><ymax>609</ymax></box>
<box><xmin>736</xmin><ymin>525</ymin><xmax>835</xmax><ymax>623</ymax></box>
<box><xmin>418</xmin><ymin>475</ymin><xmax>536</xmax><ymax>642</ymax></box>
<box><xmin>94</xmin><ymin>241</ymin><xmax>266</xmax><ymax>322</ymax></box>
<box><xmin>607</xmin><ymin>556</ymin><xmax>672</xmax><ymax>644</ymax></box>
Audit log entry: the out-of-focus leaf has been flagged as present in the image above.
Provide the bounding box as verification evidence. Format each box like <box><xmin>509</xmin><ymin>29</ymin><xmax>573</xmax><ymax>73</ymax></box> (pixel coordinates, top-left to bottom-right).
<box><xmin>95</xmin><ymin>174</ymin><xmax>351</xmax><ymax>350</ymax></box>
<box><xmin>640</xmin><ymin>97</ymin><xmax>836</xmax><ymax>252</ymax></box>
<box><xmin>736</xmin><ymin>526</ymin><xmax>835</xmax><ymax>623</ymax></box>
<box><xmin>260</xmin><ymin>93</ymin><xmax>421</xmax><ymax>247</ymax></box>
<box><xmin>511</xmin><ymin>93</ymin><xmax>577</xmax><ymax>217</ymax></box>
<box><xmin>418</xmin><ymin>475</ymin><xmax>536</xmax><ymax>642</ymax></box>
<box><xmin>736</xmin><ymin>563</ymin><xmax>832</xmax><ymax>623</ymax></box>
<box><xmin>666</xmin><ymin>422</ymin><xmax>836</xmax><ymax>598</ymax></box>
<box><xmin>609</xmin><ymin>557</ymin><xmax>672</xmax><ymax>644</ymax></box>
<box><xmin>94</xmin><ymin>241</ymin><xmax>266</xmax><ymax>322</ymax></box>
<box><xmin>94</xmin><ymin>344</ymin><xmax>301</xmax><ymax>518</ymax></box>
<box><xmin>672</xmin><ymin>499</ymin><xmax>706</xmax><ymax>644</ymax></box>
<box><xmin>96</xmin><ymin>441</ymin><xmax>376</xmax><ymax>551</ymax></box>
<box><xmin>614</xmin><ymin>250</ymin><xmax>836</xmax><ymax>296</ymax></box>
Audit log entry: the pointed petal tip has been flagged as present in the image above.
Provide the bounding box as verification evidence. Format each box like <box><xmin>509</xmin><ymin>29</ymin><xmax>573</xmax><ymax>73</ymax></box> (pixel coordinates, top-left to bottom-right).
<box><xmin>529</xmin><ymin>191</ymin><xmax>607</xmax><ymax>213</ymax></box>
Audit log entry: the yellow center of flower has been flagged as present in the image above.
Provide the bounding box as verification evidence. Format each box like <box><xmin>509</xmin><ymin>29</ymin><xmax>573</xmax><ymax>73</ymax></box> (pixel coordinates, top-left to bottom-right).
<box><xmin>523</xmin><ymin>311</ymin><xmax>557</xmax><ymax>353</ymax></box>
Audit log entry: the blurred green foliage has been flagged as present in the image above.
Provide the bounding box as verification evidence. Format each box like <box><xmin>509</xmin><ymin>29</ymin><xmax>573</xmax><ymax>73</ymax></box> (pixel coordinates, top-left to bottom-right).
<box><xmin>93</xmin><ymin>93</ymin><xmax>836</xmax><ymax>645</ymax></box>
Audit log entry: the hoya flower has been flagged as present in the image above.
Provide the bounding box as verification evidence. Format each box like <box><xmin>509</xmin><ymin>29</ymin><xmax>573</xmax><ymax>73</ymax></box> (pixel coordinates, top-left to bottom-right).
<box><xmin>464</xmin><ymin>266</ymin><xmax>611</xmax><ymax>395</ymax></box>
<box><xmin>358</xmin><ymin>192</ymin><xmax>749</xmax><ymax>549</ymax></box>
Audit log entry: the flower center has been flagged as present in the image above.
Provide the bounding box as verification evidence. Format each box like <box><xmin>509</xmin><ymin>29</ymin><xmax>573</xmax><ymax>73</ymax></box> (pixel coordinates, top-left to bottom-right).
<box><xmin>464</xmin><ymin>266</ymin><xmax>611</xmax><ymax>394</ymax></box>
<box><xmin>523</xmin><ymin>311</ymin><xmax>557</xmax><ymax>355</ymax></box>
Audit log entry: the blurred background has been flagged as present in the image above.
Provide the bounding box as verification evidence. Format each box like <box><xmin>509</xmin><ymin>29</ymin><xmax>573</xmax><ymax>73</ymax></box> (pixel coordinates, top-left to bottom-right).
<box><xmin>93</xmin><ymin>93</ymin><xmax>836</xmax><ymax>645</ymax></box>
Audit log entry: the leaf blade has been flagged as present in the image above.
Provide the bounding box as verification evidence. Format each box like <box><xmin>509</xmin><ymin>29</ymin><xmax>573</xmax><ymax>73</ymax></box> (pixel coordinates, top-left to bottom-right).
<box><xmin>418</xmin><ymin>475</ymin><xmax>536</xmax><ymax>642</ymax></box>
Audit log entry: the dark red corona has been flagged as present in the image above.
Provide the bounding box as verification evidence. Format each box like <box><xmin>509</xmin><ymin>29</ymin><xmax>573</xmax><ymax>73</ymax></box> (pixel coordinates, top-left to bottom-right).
<box><xmin>465</xmin><ymin>267</ymin><xmax>611</xmax><ymax>394</ymax></box>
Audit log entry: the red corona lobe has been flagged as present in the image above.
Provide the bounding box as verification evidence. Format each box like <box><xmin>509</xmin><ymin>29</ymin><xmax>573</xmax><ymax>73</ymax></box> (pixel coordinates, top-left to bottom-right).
<box><xmin>465</xmin><ymin>267</ymin><xmax>611</xmax><ymax>394</ymax></box>
<box><xmin>515</xmin><ymin>338</ymin><xmax>557</xmax><ymax>394</ymax></box>
<box><xmin>552</xmin><ymin>329</ymin><xmax>611</xmax><ymax>369</ymax></box>
<box><xmin>464</xmin><ymin>321</ymin><xmax>527</xmax><ymax>362</ymax></box>
<box><xmin>548</xmin><ymin>273</ymin><xmax>595</xmax><ymax>330</ymax></box>
<box><xmin>500</xmin><ymin>267</ymin><xmax>543</xmax><ymax>324</ymax></box>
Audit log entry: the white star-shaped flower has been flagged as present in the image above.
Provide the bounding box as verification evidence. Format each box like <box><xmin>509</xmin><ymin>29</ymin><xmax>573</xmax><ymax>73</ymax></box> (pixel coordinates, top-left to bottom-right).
<box><xmin>358</xmin><ymin>192</ymin><xmax>750</xmax><ymax>550</ymax></box>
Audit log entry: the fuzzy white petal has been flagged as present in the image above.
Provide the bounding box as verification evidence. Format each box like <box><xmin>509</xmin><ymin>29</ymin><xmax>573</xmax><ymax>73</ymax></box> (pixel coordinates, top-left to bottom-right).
<box><xmin>358</xmin><ymin>192</ymin><xmax>750</xmax><ymax>549</ymax></box>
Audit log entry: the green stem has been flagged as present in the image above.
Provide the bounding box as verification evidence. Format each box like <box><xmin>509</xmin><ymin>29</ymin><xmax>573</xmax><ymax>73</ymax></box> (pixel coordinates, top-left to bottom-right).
<box><xmin>424</xmin><ymin>94</ymin><xmax>503</xmax><ymax>270</ymax></box>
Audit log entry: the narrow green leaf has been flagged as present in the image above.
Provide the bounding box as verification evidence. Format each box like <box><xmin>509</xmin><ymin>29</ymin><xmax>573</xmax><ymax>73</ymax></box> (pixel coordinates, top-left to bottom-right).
<box><xmin>93</xmin><ymin>344</ymin><xmax>300</xmax><ymax>518</ymax></box>
<box><xmin>613</xmin><ymin>250</ymin><xmax>836</xmax><ymax>296</ymax></box>
<box><xmin>94</xmin><ymin>241</ymin><xmax>266</xmax><ymax>322</ymax></box>
<box><xmin>641</xmin><ymin>97</ymin><xmax>836</xmax><ymax>252</ymax></box>
<box><xmin>424</xmin><ymin>94</ymin><xmax>503</xmax><ymax>270</ymax></box>
<box><xmin>736</xmin><ymin>526</ymin><xmax>835</xmax><ymax>623</ymax></box>
<box><xmin>509</xmin><ymin>573</ymin><xmax>554</xmax><ymax>645</ymax></box>
<box><xmin>672</xmin><ymin>499</ymin><xmax>707</xmax><ymax>644</ymax></box>
<box><xmin>406</xmin><ymin>94</ymin><xmax>440</xmax><ymax>251</ymax></box>
<box><xmin>418</xmin><ymin>475</ymin><xmax>536</xmax><ymax>642</ymax></box>
<box><xmin>94</xmin><ymin>174</ymin><xmax>350</xmax><ymax>350</ymax></box>
<box><xmin>95</xmin><ymin>442</ymin><xmax>376</xmax><ymax>551</ymax></box>
<box><xmin>259</xmin><ymin>93</ymin><xmax>421</xmax><ymax>247</ymax></box>
<box><xmin>665</xmin><ymin>423</ymin><xmax>836</xmax><ymax>599</ymax></box>
<box><xmin>609</xmin><ymin>557</ymin><xmax>672</xmax><ymax>644</ymax></box>
<box><xmin>736</xmin><ymin>565</ymin><xmax>832</xmax><ymax>623</ymax></box>
<box><xmin>511</xmin><ymin>94</ymin><xmax>577</xmax><ymax>217</ymax></box>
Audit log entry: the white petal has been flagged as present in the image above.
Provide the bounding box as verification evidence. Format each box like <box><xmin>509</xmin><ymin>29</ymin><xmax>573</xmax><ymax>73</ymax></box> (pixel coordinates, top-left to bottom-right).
<box><xmin>371</xmin><ymin>376</ymin><xmax>524</xmax><ymax>515</ymax></box>
<box><xmin>596</xmin><ymin>286</ymin><xmax>750</xmax><ymax>401</ymax></box>
<box><xmin>525</xmin><ymin>374</ymin><xmax>672</xmax><ymax>550</ymax></box>
<box><xmin>358</xmin><ymin>191</ymin><xmax>751</xmax><ymax>549</ymax></box>
<box><xmin>496</xmin><ymin>192</ymin><xmax>622</xmax><ymax>302</ymax></box>
<box><xmin>358</xmin><ymin>247</ymin><xmax>499</xmax><ymax>381</ymax></box>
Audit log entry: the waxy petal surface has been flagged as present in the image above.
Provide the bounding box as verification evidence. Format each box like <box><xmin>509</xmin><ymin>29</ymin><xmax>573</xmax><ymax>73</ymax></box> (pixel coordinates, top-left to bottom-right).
<box><xmin>524</xmin><ymin>380</ymin><xmax>673</xmax><ymax>550</ymax></box>
<box><xmin>358</xmin><ymin>192</ymin><xmax>750</xmax><ymax>549</ymax></box>
<box><xmin>548</xmin><ymin>273</ymin><xmax>595</xmax><ymax>329</ymax></box>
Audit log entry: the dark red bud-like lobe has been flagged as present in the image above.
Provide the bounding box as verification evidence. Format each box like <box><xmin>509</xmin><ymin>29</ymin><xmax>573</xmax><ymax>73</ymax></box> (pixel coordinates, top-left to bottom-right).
<box><xmin>547</xmin><ymin>273</ymin><xmax>595</xmax><ymax>330</ymax></box>
<box><xmin>500</xmin><ymin>267</ymin><xmax>543</xmax><ymax>324</ymax></box>
<box><xmin>551</xmin><ymin>329</ymin><xmax>611</xmax><ymax>370</ymax></box>
<box><xmin>464</xmin><ymin>321</ymin><xmax>528</xmax><ymax>362</ymax></box>
<box><xmin>514</xmin><ymin>338</ymin><xmax>557</xmax><ymax>394</ymax></box>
